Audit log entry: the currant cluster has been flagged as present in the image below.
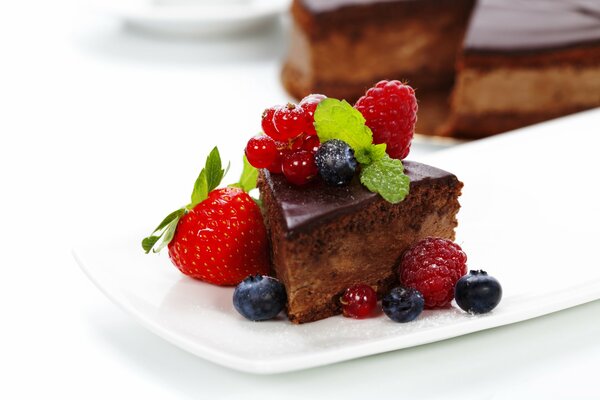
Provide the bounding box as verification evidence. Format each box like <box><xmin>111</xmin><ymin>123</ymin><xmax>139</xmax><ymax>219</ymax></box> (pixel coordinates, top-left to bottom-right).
<box><xmin>245</xmin><ymin>94</ymin><xmax>326</xmax><ymax>185</ymax></box>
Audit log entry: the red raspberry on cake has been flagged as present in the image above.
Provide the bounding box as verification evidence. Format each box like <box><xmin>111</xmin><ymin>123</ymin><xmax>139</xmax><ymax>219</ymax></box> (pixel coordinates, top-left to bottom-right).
<box><xmin>355</xmin><ymin>80</ymin><xmax>418</xmax><ymax>160</ymax></box>
<box><xmin>399</xmin><ymin>237</ymin><xmax>467</xmax><ymax>308</ymax></box>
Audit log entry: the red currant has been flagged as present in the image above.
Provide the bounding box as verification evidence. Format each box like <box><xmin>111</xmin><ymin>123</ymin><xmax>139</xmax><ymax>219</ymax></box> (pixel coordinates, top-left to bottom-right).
<box><xmin>302</xmin><ymin>135</ymin><xmax>320</xmax><ymax>153</ymax></box>
<box><xmin>290</xmin><ymin>135</ymin><xmax>305</xmax><ymax>151</ymax></box>
<box><xmin>281</xmin><ymin>150</ymin><xmax>317</xmax><ymax>185</ymax></box>
<box><xmin>266</xmin><ymin>141</ymin><xmax>289</xmax><ymax>174</ymax></box>
<box><xmin>299</xmin><ymin>94</ymin><xmax>327</xmax><ymax>136</ymax></box>
<box><xmin>273</xmin><ymin>103</ymin><xmax>306</xmax><ymax>141</ymax></box>
<box><xmin>261</xmin><ymin>107</ymin><xmax>279</xmax><ymax>139</ymax></box>
<box><xmin>245</xmin><ymin>135</ymin><xmax>277</xmax><ymax>169</ymax></box>
<box><xmin>340</xmin><ymin>284</ymin><xmax>377</xmax><ymax>319</ymax></box>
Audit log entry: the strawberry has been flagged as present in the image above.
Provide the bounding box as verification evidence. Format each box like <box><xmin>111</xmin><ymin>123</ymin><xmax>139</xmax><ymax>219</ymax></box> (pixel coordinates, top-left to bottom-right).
<box><xmin>142</xmin><ymin>148</ymin><xmax>269</xmax><ymax>286</ymax></box>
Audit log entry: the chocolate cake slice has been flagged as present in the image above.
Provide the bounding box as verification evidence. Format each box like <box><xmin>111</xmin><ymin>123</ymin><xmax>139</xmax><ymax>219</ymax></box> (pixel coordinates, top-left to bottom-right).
<box><xmin>282</xmin><ymin>0</ymin><xmax>475</xmax><ymax>100</ymax></box>
<box><xmin>445</xmin><ymin>0</ymin><xmax>600</xmax><ymax>138</ymax></box>
<box><xmin>258</xmin><ymin>161</ymin><xmax>462</xmax><ymax>324</ymax></box>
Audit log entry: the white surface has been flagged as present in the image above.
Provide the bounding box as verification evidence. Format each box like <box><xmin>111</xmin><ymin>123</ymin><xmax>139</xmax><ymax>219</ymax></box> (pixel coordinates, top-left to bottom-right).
<box><xmin>1</xmin><ymin>0</ymin><xmax>600</xmax><ymax>398</ymax></box>
<box><xmin>73</xmin><ymin>110</ymin><xmax>600</xmax><ymax>374</ymax></box>
<box><xmin>92</xmin><ymin>0</ymin><xmax>291</xmax><ymax>36</ymax></box>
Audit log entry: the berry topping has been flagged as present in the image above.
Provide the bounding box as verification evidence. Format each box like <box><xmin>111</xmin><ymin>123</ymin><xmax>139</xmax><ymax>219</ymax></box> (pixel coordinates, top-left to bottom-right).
<box><xmin>233</xmin><ymin>275</ymin><xmax>287</xmax><ymax>321</ymax></box>
<box><xmin>265</xmin><ymin>141</ymin><xmax>288</xmax><ymax>174</ymax></box>
<box><xmin>142</xmin><ymin>148</ymin><xmax>269</xmax><ymax>286</ymax></box>
<box><xmin>261</xmin><ymin>107</ymin><xmax>279</xmax><ymax>139</ymax></box>
<box><xmin>302</xmin><ymin>135</ymin><xmax>321</xmax><ymax>153</ymax></box>
<box><xmin>455</xmin><ymin>270</ymin><xmax>502</xmax><ymax>314</ymax></box>
<box><xmin>282</xmin><ymin>150</ymin><xmax>318</xmax><ymax>185</ymax></box>
<box><xmin>313</xmin><ymin>98</ymin><xmax>410</xmax><ymax>203</ymax></box>
<box><xmin>355</xmin><ymin>80</ymin><xmax>417</xmax><ymax>160</ymax></box>
<box><xmin>299</xmin><ymin>94</ymin><xmax>327</xmax><ymax>136</ymax></box>
<box><xmin>399</xmin><ymin>237</ymin><xmax>467</xmax><ymax>308</ymax></box>
<box><xmin>340</xmin><ymin>284</ymin><xmax>378</xmax><ymax>319</ymax></box>
<box><xmin>273</xmin><ymin>103</ymin><xmax>307</xmax><ymax>141</ymax></box>
<box><xmin>314</xmin><ymin>139</ymin><xmax>358</xmax><ymax>186</ymax></box>
<box><xmin>245</xmin><ymin>135</ymin><xmax>277</xmax><ymax>169</ymax></box>
<box><xmin>382</xmin><ymin>286</ymin><xmax>424</xmax><ymax>323</ymax></box>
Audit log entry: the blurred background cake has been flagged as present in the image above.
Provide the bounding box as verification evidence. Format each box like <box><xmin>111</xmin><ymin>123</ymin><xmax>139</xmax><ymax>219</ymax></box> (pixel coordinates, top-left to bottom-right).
<box><xmin>282</xmin><ymin>0</ymin><xmax>600</xmax><ymax>138</ymax></box>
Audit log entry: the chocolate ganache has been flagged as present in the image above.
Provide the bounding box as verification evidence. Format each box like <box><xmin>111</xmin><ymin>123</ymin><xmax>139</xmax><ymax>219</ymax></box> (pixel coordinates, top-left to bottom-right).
<box><xmin>259</xmin><ymin>161</ymin><xmax>458</xmax><ymax>237</ymax></box>
<box><xmin>465</xmin><ymin>0</ymin><xmax>600</xmax><ymax>53</ymax></box>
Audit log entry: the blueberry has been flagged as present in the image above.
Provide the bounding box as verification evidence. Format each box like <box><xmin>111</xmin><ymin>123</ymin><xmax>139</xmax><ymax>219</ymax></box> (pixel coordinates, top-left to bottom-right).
<box><xmin>455</xmin><ymin>270</ymin><xmax>502</xmax><ymax>314</ymax></box>
<box><xmin>233</xmin><ymin>275</ymin><xmax>286</xmax><ymax>321</ymax></box>
<box><xmin>382</xmin><ymin>286</ymin><xmax>424</xmax><ymax>323</ymax></box>
<box><xmin>314</xmin><ymin>139</ymin><xmax>358</xmax><ymax>186</ymax></box>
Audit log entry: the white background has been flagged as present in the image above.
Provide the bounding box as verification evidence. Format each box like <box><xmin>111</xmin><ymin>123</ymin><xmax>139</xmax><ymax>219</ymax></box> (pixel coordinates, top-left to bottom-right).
<box><xmin>1</xmin><ymin>1</ymin><xmax>599</xmax><ymax>398</ymax></box>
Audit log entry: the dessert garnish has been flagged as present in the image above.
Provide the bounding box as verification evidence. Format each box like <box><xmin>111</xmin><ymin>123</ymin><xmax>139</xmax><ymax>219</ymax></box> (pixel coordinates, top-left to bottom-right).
<box><xmin>339</xmin><ymin>284</ymin><xmax>378</xmax><ymax>319</ymax></box>
<box><xmin>141</xmin><ymin>148</ymin><xmax>269</xmax><ymax>286</ymax></box>
<box><xmin>382</xmin><ymin>287</ymin><xmax>425</xmax><ymax>323</ymax></box>
<box><xmin>354</xmin><ymin>80</ymin><xmax>417</xmax><ymax>160</ymax></box>
<box><xmin>246</xmin><ymin>80</ymin><xmax>416</xmax><ymax>203</ymax></box>
<box><xmin>314</xmin><ymin>139</ymin><xmax>358</xmax><ymax>186</ymax></box>
<box><xmin>233</xmin><ymin>275</ymin><xmax>287</xmax><ymax>321</ymax></box>
<box><xmin>455</xmin><ymin>270</ymin><xmax>503</xmax><ymax>314</ymax></box>
<box><xmin>399</xmin><ymin>237</ymin><xmax>468</xmax><ymax>308</ymax></box>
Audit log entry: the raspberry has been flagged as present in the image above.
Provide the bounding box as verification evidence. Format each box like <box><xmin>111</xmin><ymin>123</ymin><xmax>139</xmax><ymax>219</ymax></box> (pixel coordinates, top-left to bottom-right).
<box><xmin>399</xmin><ymin>237</ymin><xmax>467</xmax><ymax>308</ymax></box>
<box><xmin>340</xmin><ymin>284</ymin><xmax>377</xmax><ymax>319</ymax></box>
<box><xmin>245</xmin><ymin>135</ymin><xmax>277</xmax><ymax>168</ymax></box>
<box><xmin>355</xmin><ymin>80</ymin><xmax>417</xmax><ymax>160</ymax></box>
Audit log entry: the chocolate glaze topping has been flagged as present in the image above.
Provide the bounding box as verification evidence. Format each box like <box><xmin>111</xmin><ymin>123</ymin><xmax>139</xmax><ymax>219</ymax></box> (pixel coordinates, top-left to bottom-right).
<box><xmin>301</xmin><ymin>0</ymin><xmax>418</xmax><ymax>13</ymax></box>
<box><xmin>465</xmin><ymin>0</ymin><xmax>600</xmax><ymax>53</ymax></box>
<box><xmin>261</xmin><ymin>161</ymin><xmax>457</xmax><ymax>236</ymax></box>
<box><xmin>298</xmin><ymin>0</ymin><xmax>600</xmax><ymax>53</ymax></box>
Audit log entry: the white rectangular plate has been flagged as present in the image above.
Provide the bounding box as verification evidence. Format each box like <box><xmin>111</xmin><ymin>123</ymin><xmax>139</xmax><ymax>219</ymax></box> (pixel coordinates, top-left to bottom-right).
<box><xmin>74</xmin><ymin>109</ymin><xmax>600</xmax><ymax>374</ymax></box>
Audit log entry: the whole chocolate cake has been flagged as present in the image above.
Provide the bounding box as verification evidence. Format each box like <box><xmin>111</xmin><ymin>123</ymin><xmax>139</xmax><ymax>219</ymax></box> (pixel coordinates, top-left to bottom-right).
<box><xmin>282</xmin><ymin>0</ymin><xmax>600</xmax><ymax>138</ymax></box>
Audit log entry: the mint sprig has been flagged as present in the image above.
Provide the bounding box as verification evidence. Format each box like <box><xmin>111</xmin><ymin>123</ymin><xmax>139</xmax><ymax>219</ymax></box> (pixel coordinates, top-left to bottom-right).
<box><xmin>314</xmin><ymin>99</ymin><xmax>410</xmax><ymax>203</ymax></box>
<box><xmin>142</xmin><ymin>148</ymin><xmax>257</xmax><ymax>254</ymax></box>
<box><xmin>360</xmin><ymin>154</ymin><xmax>410</xmax><ymax>203</ymax></box>
<box><xmin>314</xmin><ymin>99</ymin><xmax>372</xmax><ymax>151</ymax></box>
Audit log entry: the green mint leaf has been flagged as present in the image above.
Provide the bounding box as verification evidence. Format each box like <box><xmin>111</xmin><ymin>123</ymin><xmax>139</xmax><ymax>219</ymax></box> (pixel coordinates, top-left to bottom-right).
<box><xmin>230</xmin><ymin>155</ymin><xmax>258</xmax><ymax>193</ymax></box>
<box><xmin>314</xmin><ymin>99</ymin><xmax>373</xmax><ymax>154</ymax></box>
<box><xmin>360</xmin><ymin>155</ymin><xmax>410</xmax><ymax>204</ymax></box>
<box><xmin>355</xmin><ymin>141</ymin><xmax>387</xmax><ymax>165</ymax></box>
<box><xmin>191</xmin><ymin>147</ymin><xmax>225</xmax><ymax>206</ymax></box>
<box><xmin>142</xmin><ymin>208</ymin><xmax>185</xmax><ymax>254</ymax></box>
